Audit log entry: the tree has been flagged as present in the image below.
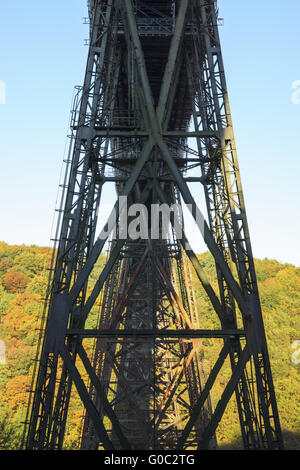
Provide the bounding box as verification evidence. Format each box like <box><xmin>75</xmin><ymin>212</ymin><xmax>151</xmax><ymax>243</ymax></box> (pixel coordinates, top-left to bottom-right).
<box><xmin>3</xmin><ymin>271</ymin><xmax>29</xmax><ymax>293</ymax></box>
<box><xmin>14</xmin><ymin>251</ymin><xmax>46</xmax><ymax>278</ymax></box>
<box><xmin>0</xmin><ymin>256</ymin><xmax>13</xmax><ymax>275</ymax></box>
<box><xmin>5</xmin><ymin>375</ymin><xmax>31</xmax><ymax>411</ymax></box>
<box><xmin>0</xmin><ymin>413</ymin><xmax>20</xmax><ymax>450</ymax></box>
<box><xmin>27</xmin><ymin>272</ymin><xmax>49</xmax><ymax>297</ymax></box>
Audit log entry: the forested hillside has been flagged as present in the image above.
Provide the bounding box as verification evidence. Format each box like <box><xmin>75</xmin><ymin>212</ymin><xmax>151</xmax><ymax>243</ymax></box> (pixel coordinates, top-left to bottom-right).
<box><xmin>0</xmin><ymin>242</ymin><xmax>299</xmax><ymax>449</ymax></box>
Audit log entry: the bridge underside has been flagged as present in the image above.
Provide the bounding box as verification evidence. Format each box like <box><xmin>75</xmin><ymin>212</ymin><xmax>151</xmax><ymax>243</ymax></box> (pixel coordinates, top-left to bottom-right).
<box><xmin>23</xmin><ymin>0</ymin><xmax>283</xmax><ymax>451</ymax></box>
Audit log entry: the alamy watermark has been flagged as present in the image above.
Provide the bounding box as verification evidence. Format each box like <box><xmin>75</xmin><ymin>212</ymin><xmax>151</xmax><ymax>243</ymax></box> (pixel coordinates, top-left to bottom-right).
<box><xmin>291</xmin><ymin>340</ymin><xmax>300</xmax><ymax>365</ymax></box>
<box><xmin>0</xmin><ymin>340</ymin><xmax>6</xmax><ymax>365</ymax></box>
<box><xmin>291</xmin><ymin>80</ymin><xmax>300</xmax><ymax>104</ymax></box>
<box><xmin>97</xmin><ymin>196</ymin><xmax>205</xmax><ymax>248</ymax></box>
<box><xmin>0</xmin><ymin>80</ymin><xmax>6</xmax><ymax>105</ymax></box>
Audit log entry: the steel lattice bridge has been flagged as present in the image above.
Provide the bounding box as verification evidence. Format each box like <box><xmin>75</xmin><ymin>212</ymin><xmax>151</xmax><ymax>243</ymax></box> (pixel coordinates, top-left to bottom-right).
<box><xmin>23</xmin><ymin>0</ymin><xmax>284</xmax><ymax>450</ymax></box>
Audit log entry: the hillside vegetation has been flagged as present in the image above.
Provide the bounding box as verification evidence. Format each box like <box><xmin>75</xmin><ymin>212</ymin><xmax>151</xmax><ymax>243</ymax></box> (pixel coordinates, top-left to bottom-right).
<box><xmin>0</xmin><ymin>242</ymin><xmax>299</xmax><ymax>449</ymax></box>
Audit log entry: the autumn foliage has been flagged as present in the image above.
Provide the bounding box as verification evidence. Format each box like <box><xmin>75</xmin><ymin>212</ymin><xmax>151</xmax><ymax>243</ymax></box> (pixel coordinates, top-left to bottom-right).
<box><xmin>0</xmin><ymin>242</ymin><xmax>299</xmax><ymax>449</ymax></box>
<box><xmin>4</xmin><ymin>271</ymin><xmax>29</xmax><ymax>293</ymax></box>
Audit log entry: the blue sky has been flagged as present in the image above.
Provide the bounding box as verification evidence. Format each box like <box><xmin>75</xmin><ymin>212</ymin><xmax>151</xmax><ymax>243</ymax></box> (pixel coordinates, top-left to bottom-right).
<box><xmin>0</xmin><ymin>0</ymin><xmax>299</xmax><ymax>265</ymax></box>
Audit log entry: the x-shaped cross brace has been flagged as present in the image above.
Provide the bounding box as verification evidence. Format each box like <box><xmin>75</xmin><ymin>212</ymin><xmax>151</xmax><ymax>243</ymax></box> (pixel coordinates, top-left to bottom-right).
<box><xmin>66</xmin><ymin>0</ymin><xmax>247</xmax><ymax>321</ymax></box>
<box><xmin>47</xmin><ymin>0</ymin><xmax>252</xmax><ymax>450</ymax></box>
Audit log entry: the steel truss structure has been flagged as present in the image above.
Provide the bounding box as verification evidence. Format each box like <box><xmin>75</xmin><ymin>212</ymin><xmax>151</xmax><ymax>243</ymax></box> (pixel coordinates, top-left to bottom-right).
<box><xmin>23</xmin><ymin>0</ymin><xmax>284</xmax><ymax>450</ymax></box>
